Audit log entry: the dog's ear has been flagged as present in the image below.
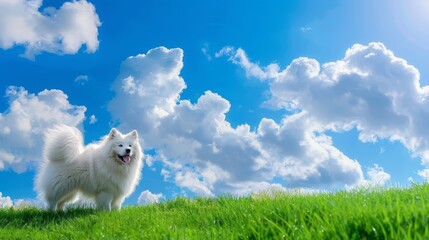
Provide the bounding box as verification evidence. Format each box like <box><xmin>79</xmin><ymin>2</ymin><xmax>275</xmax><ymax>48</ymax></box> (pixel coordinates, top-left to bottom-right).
<box><xmin>109</xmin><ymin>128</ymin><xmax>119</xmax><ymax>139</ymax></box>
<box><xmin>130</xmin><ymin>130</ymin><xmax>138</xmax><ymax>139</ymax></box>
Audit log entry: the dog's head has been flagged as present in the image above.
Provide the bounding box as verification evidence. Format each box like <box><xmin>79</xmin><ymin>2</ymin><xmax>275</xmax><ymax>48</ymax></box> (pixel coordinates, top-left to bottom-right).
<box><xmin>108</xmin><ymin>128</ymin><xmax>141</xmax><ymax>165</ymax></box>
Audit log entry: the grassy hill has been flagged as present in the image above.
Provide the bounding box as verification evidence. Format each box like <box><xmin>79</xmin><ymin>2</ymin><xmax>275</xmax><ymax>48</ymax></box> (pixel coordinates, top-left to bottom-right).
<box><xmin>1</xmin><ymin>184</ymin><xmax>429</xmax><ymax>239</ymax></box>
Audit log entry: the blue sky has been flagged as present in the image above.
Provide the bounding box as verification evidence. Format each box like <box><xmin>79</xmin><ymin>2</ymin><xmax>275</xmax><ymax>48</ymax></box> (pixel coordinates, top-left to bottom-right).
<box><xmin>1</xmin><ymin>0</ymin><xmax>429</xmax><ymax>207</ymax></box>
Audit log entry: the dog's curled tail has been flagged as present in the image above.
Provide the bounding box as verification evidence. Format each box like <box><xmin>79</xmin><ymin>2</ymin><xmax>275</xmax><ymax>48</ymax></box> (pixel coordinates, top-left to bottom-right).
<box><xmin>43</xmin><ymin>125</ymin><xmax>84</xmax><ymax>163</ymax></box>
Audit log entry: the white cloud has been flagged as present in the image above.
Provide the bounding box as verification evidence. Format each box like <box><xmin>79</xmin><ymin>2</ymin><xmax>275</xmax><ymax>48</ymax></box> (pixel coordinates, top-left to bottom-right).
<box><xmin>175</xmin><ymin>171</ymin><xmax>214</xmax><ymax>197</ymax></box>
<box><xmin>249</xmin><ymin>183</ymin><xmax>323</xmax><ymax>199</ymax></box>
<box><xmin>201</xmin><ymin>44</ymin><xmax>212</xmax><ymax>61</ymax></box>
<box><xmin>418</xmin><ymin>168</ymin><xmax>429</xmax><ymax>182</ymax></box>
<box><xmin>137</xmin><ymin>190</ymin><xmax>164</xmax><ymax>205</ymax></box>
<box><xmin>216</xmin><ymin>47</ymin><xmax>279</xmax><ymax>80</ymax></box>
<box><xmin>0</xmin><ymin>0</ymin><xmax>101</xmax><ymax>59</ymax></box>
<box><xmin>13</xmin><ymin>198</ymin><xmax>45</xmax><ymax>209</ymax></box>
<box><xmin>0</xmin><ymin>86</ymin><xmax>86</xmax><ymax>172</ymax></box>
<box><xmin>218</xmin><ymin>43</ymin><xmax>429</xmax><ymax>169</ymax></box>
<box><xmin>109</xmin><ymin>47</ymin><xmax>365</xmax><ymax>196</ymax></box>
<box><xmin>74</xmin><ymin>75</ymin><xmax>89</xmax><ymax>85</ymax></box>
<box><xmin>366</xmin><ymin>164</ymin><xmax>391</xmax><ymax>186</ymax></box>
<box><xmin>348</xmin><ymin>164</ymin><xmax>391</xmax><ymax>189</ymax></box>
<box><xmin>89</xmin><ymin>114</ymin><xmax>97</xmax><ymax>124</ymax></box>
<box><xmin>0</xmin><ymin>192</ymin><xmax>12</xmax><ymax>208</ymax></box>
<box><xmin>0</xmin><ymin>192</ymin><xmax>44</xmax><ymax>209</ymax></box>
<box><xmin>257</xmin><ymin>113</ymin><xmax>363</xmax><ymax>188</ymax></box>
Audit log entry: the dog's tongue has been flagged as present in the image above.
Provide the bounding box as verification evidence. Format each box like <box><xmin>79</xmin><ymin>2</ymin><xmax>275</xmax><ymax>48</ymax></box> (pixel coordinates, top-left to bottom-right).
<box><xmin>123</xmin><ymin>155</ymin><xmax>131</xmax><ymax>164</ymax></box>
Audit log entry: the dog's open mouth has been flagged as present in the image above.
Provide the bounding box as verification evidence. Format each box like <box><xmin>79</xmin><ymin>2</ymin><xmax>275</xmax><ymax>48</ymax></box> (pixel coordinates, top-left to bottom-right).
<box><xmin>118</xmin><ymin>154</ymin><xmax>131</xmax><ymax>164</ymax></box>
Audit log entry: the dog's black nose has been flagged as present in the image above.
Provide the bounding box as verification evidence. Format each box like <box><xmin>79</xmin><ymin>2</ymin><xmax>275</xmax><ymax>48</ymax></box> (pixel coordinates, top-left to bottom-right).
<box><xmin>125</xmin><ymin>149</ymin><xmax>131</xmax><ymax>154</ymax></box>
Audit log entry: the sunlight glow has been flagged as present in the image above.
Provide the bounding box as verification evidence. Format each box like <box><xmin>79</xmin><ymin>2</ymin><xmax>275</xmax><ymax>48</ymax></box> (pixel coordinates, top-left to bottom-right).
<box><xmin>392</xmin><ymin>0</ymin><xmax>429</xmax><ymax>49</ymax></box>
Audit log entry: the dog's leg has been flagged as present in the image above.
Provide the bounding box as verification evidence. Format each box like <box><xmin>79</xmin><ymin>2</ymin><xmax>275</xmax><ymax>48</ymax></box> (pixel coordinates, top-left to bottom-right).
<box><xmin>95</xmin><ymin>192</ymin><xmax>114</xmax><ymax>211</ymax></box>
<box><xmin>46</xmin><ymin>199</ymin><xmax>57</xmax><ymax>211</ymax></box>
<box><xmin>56</xmin><ymin>190</ymin><xmax>78</xmax><ymax>211</ymax></box>
<box><xmin>46</xmin><ymin>178</ymin><xmax>76</xmax><ymax>211</ymax></box>
<box><xmin>46</xmin><ymin>192</ymin><xmax>60</xmax><ymax>211</ymax></box>
<box><xmin>112</xmin><ymin>196</ymin><xmax>125</xmax><ymax>210</ymax></box>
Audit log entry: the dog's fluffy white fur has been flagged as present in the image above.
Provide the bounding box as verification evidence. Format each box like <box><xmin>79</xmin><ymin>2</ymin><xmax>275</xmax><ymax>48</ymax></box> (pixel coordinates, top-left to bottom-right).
<box><xmin>35</xmin><ymin>125</ymin><xmax>143</xmax><ymax>211</ymax></box>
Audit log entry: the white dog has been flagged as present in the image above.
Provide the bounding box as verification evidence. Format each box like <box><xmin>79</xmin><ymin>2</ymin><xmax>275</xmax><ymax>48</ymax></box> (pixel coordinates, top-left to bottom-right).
<box><xmin>35</xmin><ymin>125</ymin><xmax>143</xmax><ymax>211</ymax></box>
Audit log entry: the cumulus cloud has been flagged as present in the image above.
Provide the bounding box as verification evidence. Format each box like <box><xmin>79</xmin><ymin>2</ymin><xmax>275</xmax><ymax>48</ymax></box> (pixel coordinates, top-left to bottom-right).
<box><xmin>0</xmin><ymin>192</ymin><xmax>43</xmax><ymax>209</ymax></box>
<box><xmin>137</xmin><ymin>190</ymin><xmax>164</xmax><ymax>205</ymax></box>
<box><xmin>366</xmin><ymin>164</ymin><xmax>391</xmax><ymax>185</ymax></box>
<box><xmin>109</xmin><ymin>47</ymin><xmax>365</xmax><ymax>196</ymax></box>
<box><xmin>218</xmin><ymin>43</ymin><xmax>429</xmax><ymax>168</ymax></box>
<box><xmin>216</xmin><ymin>47</ymin><xmax>279</xmax><ymax>80</ymax></box>
<box><xmin>0</xmin><ymin>192</ymin><xmax>12</xmax><ymax>208</ymax></box>
<box><xmin>0</xmin><ymin>0</ymin><xmax>101</xmax><ymax>59</ymax></box>
<box><xmin>352</xmin><ymin>164</ymin><xmax>391</xmax><ymax>188</ymax></box>
<box><xmin>418</xmin><ymin>168</ymin><xmax>429</xmax><ymax>182</ymax></box>
<box><xmin>257</xmin><ymin>113</ymin><xmax>363</xmax><ymax>188</ymax></box>
<box><xmin>0</xmin><ymin>86</ymin><xmax>86</xmax><ymax>172</ymax></box>
<box><xmin>250</xmin><ymin>183</ymin><xmax>323</xmax><ymax>199</ymax></box>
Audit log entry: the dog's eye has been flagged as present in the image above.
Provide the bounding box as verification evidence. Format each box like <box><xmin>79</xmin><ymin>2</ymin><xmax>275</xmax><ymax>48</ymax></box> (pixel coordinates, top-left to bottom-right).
<box><xmin>129</xmin><ymin>145</ymin><xmax>132</xmax><ymax>147</ymax></box>
<box><xmin>119</xmin><ymin>144</ymin><xmax>123</xmax><ymax>147</ymax></box>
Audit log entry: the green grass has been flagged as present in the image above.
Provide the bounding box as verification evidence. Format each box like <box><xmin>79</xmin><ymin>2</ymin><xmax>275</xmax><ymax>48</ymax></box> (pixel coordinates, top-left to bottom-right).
<box><xmin>1</xmin><ymin>184</ymin><xmax>429</xmax><ymax>239</ymax></box>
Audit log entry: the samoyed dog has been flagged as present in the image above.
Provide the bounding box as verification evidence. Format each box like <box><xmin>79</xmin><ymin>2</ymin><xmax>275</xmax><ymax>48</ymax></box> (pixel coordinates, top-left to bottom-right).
<box><xmin>35</xmin><ymin>125</ymin><xmax>143</xmax><ymax>211</ymax></box>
